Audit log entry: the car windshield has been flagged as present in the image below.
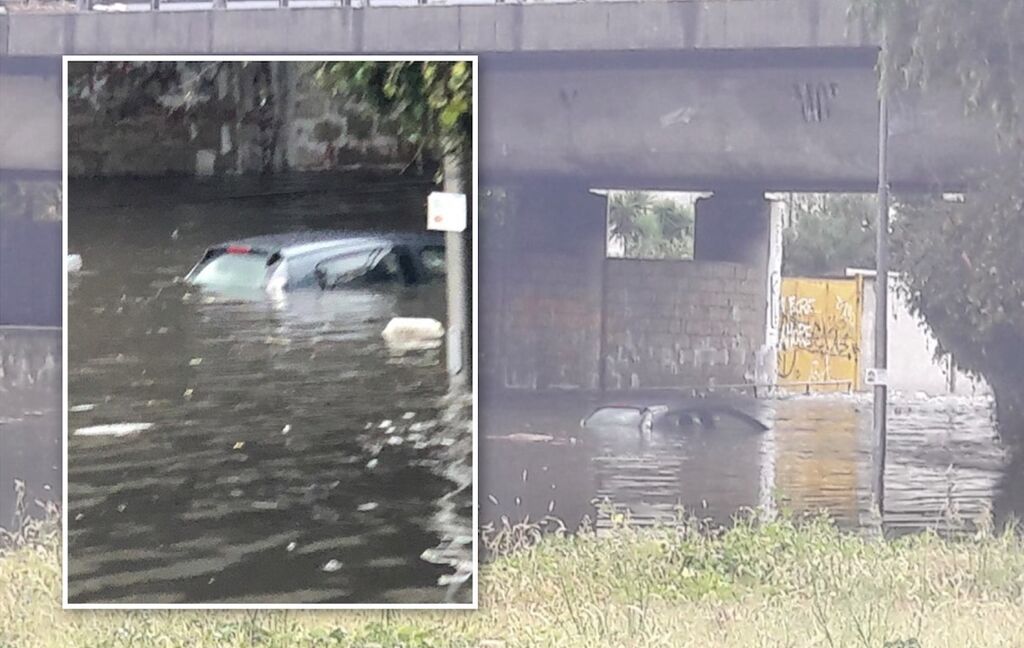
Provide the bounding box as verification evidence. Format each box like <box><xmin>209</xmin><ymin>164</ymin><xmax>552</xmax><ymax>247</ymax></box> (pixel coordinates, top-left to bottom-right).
<box><xmin>191</xmin><ymin>252</ymin><xmax>270</xmax><ymax>290</ymax></box>
<box><xmin>583</xmin><ymin>406</ymin><xmax>643</xmax><ymax>428</ymax></box>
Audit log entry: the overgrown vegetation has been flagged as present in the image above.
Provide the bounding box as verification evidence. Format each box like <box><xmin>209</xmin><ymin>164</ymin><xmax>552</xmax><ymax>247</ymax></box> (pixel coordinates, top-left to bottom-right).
<box><xmin>315</xmin><ymin>61</ymin><xmax>473</xmax><ymax>191</ymax></box>
<box><xmin>853</xmin><ymin>0</ymin><xmax>1024</xmax><ymax>440</ymax></box>
<box><xmin>5</xmin><ymin>510</ymin><xmax>1024</xmax><ymax>647</ymax></box>
<box><xmin>782</xmin><ymin>193</ymin><xmax>876</xmax><ymax>277</ymax></box>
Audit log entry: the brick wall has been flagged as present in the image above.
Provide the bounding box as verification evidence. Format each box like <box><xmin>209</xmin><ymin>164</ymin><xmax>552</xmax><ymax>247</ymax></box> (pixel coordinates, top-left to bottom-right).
<box><xmin>603</xmin><ymin>259</ymin><xmax>764</xmax><ymax>389</ymax></box>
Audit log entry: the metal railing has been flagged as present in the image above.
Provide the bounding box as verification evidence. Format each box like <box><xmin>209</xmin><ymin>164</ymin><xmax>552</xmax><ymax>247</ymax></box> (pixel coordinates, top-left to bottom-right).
<box><xmin>28</xmin><ymin>0</ymin><xmax>778</xmax><ymax>13</ymax></box>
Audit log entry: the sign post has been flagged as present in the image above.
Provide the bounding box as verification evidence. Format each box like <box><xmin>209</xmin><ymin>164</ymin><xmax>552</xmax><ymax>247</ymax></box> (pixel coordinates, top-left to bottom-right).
<box><xmin>872</xmin><ymin>91</ymin><xmax>890</xmax><ymax>522</ymax></box>
<box><xmin>428</xmin><ymin>191</ymin><xmax>469</xmax><ymax>384</ymax></box>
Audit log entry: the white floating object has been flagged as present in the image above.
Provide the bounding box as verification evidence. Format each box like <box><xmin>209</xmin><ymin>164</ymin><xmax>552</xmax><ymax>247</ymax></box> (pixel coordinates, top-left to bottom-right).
<box><xmin>74</xmin><ymin>423</ymin><xmax>153</xmax><ymax>437</ymax></box>
<box><xmin>286</xmin><ymin>542</ymin><xmax>297</xmax><ymax>552</ymax></box>
<box><xmin>381</xmin><ymin>317</ymin><xmax>444</xmax><ymax>351</ymax></box>
<box><xmin>357</xmin><ymin>502</ymin><xmax>379</xmax><ymax>512</ymax></box>
<box><xmin>69</xmin><ymin>404</ymin><xmax>96</xmax><ymax>413</ymax></box>
<box><xmin>322</xmin><ymin>559</ymin><xmax>343</xmax><ymax>573</ymax></box>
<box><xmin>281</xmin><ymin>424</ymin><xmax>291</xmax><ymax>435</ymax></box>
<box><xmin>67</xmin><ymin>254</ymin><xmax>83</xmax><ymax>273</ymax></box>
<box><xmin>402</xmin><ymin>412</ymin><xmax>416</xmax><ymax>420</ymax></box>
<box><xmin>365</xmin><ymin>458</ymin><xmax>379</xmax><ymax>470</ymax></box>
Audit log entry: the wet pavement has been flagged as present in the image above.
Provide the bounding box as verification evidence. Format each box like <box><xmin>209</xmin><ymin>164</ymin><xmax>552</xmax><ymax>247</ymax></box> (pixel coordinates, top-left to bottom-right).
<box><xmin>59</xmin><ymin>174</ymin><xmax>473</xmax><ymax>604</ymax></box>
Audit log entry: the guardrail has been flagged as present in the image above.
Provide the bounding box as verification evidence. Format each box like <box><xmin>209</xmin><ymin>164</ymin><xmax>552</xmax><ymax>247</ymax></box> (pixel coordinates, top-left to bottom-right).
<box><xmin>7</xmin><ymin>0</ymin><xmax>794</xmax><ymax>12</ymax></box>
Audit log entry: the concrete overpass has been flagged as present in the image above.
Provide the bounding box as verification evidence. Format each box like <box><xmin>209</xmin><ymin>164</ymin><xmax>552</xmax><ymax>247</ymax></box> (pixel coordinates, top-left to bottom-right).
<box><xmin>0</xmin><ymin>0</ymin><xmax>995</xmax><ymax>190</ymax></box>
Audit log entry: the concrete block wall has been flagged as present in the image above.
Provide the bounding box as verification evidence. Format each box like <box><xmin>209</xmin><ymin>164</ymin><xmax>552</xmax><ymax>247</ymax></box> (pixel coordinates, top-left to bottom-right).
<box><xmin>603</xmin><ymin>258</ymin><xmax>763</xmax><ymax>389</ymax></box>
<box><xmin>500</xmin><ymin>253</ymin><xmax>602</xmax><ymax>390</ymax></box>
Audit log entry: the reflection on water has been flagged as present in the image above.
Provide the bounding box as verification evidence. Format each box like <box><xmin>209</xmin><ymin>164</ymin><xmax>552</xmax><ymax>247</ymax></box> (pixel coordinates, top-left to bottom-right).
<box><xmin>63</xmin><ymin>174</ymin><xmax>473</xmax><ymax>604</ymax></box>
<box><xmin>0</xmin><ymin>328</ymin><xmax>61</xmax><ymax>529</ymax></box>
<box><xmin>481</xmin><ymin>391</ymin><xmax>1011</xmax><ymax>535</ymax></box>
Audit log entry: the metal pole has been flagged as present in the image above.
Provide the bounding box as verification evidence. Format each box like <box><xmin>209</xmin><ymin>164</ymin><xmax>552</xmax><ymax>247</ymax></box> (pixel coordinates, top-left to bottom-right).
<box><xmin>443</xmin><ymin>154</ymin><xmax>471</xmax><ymax>388</ymax></box>
<box><xmin>873</xmin><ymin>90</ymin><xmax>890</xmax><ymax>520</ymax></box>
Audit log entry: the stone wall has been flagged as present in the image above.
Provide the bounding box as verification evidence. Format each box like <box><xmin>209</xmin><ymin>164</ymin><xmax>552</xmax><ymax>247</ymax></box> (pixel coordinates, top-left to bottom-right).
<box><xmin>67</xmin><ymin>62</ymin><xmax>407</xmax><ymax>178</ymax></box>
<box><xmin>603</xmin><ymin>259</ymin><xmax>765</xmax><ymax>389</ymax></box>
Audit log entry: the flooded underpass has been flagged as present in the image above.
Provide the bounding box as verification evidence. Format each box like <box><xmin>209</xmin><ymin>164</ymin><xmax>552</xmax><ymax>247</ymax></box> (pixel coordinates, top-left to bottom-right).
<box><xmin>61</xmin><ymin>173</ymin><xmax>473</xmax><ymax>604</ymax></box>
<box><xmin>480</xmin><ymin>390</ymin><xmax>1014</xmax><ymax>536</ymax></box>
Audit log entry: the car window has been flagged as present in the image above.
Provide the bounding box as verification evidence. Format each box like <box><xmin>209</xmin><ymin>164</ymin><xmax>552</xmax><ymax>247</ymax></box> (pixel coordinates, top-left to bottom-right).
<box><xmin>315</xmin><ymin>251</ymin><xmax>376</xmax><ymax>289</ymax></box>
<box><xmin>191</xmin><ymin>252</ymin><xmax>270</xmax><ymax>290</ymax></box>
<box><xmin>582</xmin><ymin>406</ymin><xmax>643</xmax><ymax>428</ymax></box>
<box><xmin>420</xmin><ymin>246</ymin><xmax>446</xmax><ymax>278</ymax></box>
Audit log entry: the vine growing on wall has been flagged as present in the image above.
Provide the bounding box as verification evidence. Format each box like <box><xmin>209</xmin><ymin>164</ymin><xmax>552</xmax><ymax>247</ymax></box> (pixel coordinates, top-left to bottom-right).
<box><xmin>314</xmin><ymin>61</ymin><xmax>473</xmax><ymax>192</ymax></box>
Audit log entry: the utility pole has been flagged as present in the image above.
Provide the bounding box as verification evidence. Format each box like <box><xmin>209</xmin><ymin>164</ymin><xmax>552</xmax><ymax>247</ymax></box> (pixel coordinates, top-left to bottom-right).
<box><xmin>872</xmin><ymin>90</ymin><xmax>890</xmax><ymax>521</ymax></box>
<box><xmin>435</xmin><ymin>155</ymin><xmax>471</xmax><ymax>389</ymax></box>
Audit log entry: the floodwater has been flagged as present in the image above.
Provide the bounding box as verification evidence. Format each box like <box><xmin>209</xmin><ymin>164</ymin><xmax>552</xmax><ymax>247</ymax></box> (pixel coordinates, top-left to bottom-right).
<box><xmin>62</xmin><ymin>174</ymin><xmax>473</xmax><ymax>604</ymax></box>
<box><xmin>480</xmin><ymin>390</ymin><xmax>1017</xmax><ymax>536</ymax></box>
<box><xmin>0</xmin><ymin>328</ymin><xmax>61</xmax><ymax>529</ymax></box>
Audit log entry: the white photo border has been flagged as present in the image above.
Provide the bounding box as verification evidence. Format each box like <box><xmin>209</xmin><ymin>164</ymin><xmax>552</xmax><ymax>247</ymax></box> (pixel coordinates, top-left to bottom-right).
<box><xmin>61</xmin><ymin>53</ymin><xmax>479</xmax><ymax>611</ymax></box>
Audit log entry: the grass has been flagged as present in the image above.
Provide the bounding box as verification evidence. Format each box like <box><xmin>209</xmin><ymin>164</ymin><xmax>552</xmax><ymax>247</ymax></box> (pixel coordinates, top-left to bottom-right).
<box><xmin>3</xmin><ymin>507</ymin><xmax>1024</xmax><ymax>647</ymax></box>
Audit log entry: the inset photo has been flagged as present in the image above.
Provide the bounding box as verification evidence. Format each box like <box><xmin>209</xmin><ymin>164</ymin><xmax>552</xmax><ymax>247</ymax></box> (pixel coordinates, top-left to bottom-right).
<box><xmin>62</xmin><ymin>56</ymin><xmax>476</xmax><ymax>608</ymax></box>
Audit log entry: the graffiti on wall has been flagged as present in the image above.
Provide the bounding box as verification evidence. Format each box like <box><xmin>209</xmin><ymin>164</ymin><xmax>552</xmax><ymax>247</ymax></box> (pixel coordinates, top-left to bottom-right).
<box><xmin>777</xmin><ymin>278</ymin><xmax>860</xmax><ymax>389</ymax></box>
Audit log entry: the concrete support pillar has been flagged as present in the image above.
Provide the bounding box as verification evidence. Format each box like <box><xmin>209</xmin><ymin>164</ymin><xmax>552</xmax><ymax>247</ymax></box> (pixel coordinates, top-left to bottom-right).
<box><xmin>693</xmin><ymin>189</ymin><xmax>774</xmax><ymax>384</ymax></box>
<box><xmin>693</xmin><ymin>190</ymin><xmax>771</xmax><ymax>268</ymax></box>
<box><xmin>495</xmin><ymin>177</ymin><xmax>606</xmax><ymax>390</ymax></box>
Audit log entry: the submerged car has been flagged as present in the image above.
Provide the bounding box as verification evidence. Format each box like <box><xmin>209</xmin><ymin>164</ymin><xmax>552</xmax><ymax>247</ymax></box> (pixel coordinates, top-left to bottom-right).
<box><xmin>581</xmin><ymin>393</ymin><xmax>771</xmax><ymax>438</ymax></box>
<box><xmin>184</xmin><ymin>231</ymin><xmax>445</xmax><ymax>295</ymax></box>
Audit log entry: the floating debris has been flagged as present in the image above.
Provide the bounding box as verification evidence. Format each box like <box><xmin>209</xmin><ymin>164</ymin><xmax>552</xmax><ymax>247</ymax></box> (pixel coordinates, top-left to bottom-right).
<box><xmin>381</xmin><ymin>317</ymin><xmax>444</xmax><ymax>351</ymax></box>
<box><xmin>252</xmin><ymin>501</ymin><xmax>278</xmax><ymax>510</ymax></box>
<box><xmin>69</xmin><ymin>404</ymin><xmax>96</xmax><ymax>413</ymax></box>
<box><xmin>357</xmin><ymin>502</ymin><xmax>379</xmax><ymax>512</ymax></box>
<box><xmin>232</xmin><ymin>442</ymin><xmax>245</xmax><ymax>450</ymax></box>
<box><xmin>402</xmin><ymin>411</ymin><xmax>416</xmax><ymax>420</ymax></box>
<box><xmin>188</xmin><ymin>358</ymin><xmax>203</xmax><ymax>366</ymax></box>
<box><xmin>487</xmin><ymin>494</ymin><xmax>499</xmax><ymax>505</ymax></box>
<box><xmin>378</xmin><ymin>420</ymin><xmax>392</xmax><ymax>429</ymax></box>
<box><xmin>281</xmin><ymin>424</ymin><xmax>291</xmax><ymax>435</ymax></box>
<box><xmin>322</xmin><ymin>559</ymin><xmax>343</xmax><ymax>573</ymax></box>
<box><xmin>67</xmin><ymin>254</ymin><xmax>83</xmax><ymax>273</ymax></box>
<box><xmin>286</xmin><ymin>542</ymin><xmax>297</xmax><ymax>552</ymax></box>
<box><xmin>366</xmin><ymin>458</ymin><xmax>379</xmax><ymax>470</ymax></box>
<box><xmin>183</xmin><ymin>388</ymin><xmax>194</xmax><ymax>400</ymax></box>
<box><xmin>74</xmin><ymin>423</ymin><xmax>153</xmax><ymax>437</ymax></box>
<box><xmin>386</xmin><ymin>435</ymin><xmax>404</xmax><ymax>446</ymax></box>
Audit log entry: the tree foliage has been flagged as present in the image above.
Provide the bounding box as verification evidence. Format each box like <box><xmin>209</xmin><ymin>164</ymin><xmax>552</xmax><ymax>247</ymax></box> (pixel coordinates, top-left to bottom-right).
<box><xmin>782</xmin><ymin>193</ymin><xmax>876</xmax><ymax>277</ymax></box>
<box><xmin>856</xmin><ymin>0</ymin><xmax>1024</xmax><ymax>431</ymax></box>
<box><xmin>607</xmin><ymin>191</ymin><xmax>695</xmax><ymax>259</ymax></box>
<box><xmin>315</xmin><ymin>61</ymin><xmax>473</xmax><ymax>188</ymax></box>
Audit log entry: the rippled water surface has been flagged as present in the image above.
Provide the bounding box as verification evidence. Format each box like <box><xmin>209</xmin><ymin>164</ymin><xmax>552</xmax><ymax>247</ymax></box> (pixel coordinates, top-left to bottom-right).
<box><xmin>480</xmin><ymin>390</ymin><xmax>1016</xmax><ymax>535</ymax></box>
<box><xmin>62</xmin><ymin>174</ymin><xmax>473</xmax><ymax>605</ymax></box>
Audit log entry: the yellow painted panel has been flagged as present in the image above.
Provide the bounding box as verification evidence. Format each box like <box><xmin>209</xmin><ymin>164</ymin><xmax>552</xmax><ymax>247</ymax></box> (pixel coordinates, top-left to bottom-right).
<box><xmin>778</xmin><ymin>277</ymin><xmax>861</xmax><ymax>391</ymax></box>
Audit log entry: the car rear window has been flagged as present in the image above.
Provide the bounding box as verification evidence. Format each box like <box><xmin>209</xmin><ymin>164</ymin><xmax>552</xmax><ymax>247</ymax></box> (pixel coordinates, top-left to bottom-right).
<box><xmin>191</xmin><ymin>251</ymin><xmax>270</xmax><ymax>290</ymax></box>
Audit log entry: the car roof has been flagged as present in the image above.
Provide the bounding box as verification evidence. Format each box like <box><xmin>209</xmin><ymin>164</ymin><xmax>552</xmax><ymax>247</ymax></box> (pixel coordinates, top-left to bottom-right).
<box><xmin>216</xmin><ymin>230</ymin><xmax>443</xmax><ymax>258</ymax></box>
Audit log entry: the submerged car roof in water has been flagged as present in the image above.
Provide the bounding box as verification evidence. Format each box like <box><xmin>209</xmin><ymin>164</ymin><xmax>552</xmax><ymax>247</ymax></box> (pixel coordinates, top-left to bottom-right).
<box><xmin>217</xmin><ymin>230</ymin><xmax>442</xmax><ymax>256</ymax></box>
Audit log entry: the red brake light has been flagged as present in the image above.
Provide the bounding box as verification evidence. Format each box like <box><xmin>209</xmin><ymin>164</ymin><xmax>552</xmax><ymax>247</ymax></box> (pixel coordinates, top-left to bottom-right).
<box><xmin>226</xmin><ymin>245</ymin><xmax>252</xmax><ymax>255</ymax></box>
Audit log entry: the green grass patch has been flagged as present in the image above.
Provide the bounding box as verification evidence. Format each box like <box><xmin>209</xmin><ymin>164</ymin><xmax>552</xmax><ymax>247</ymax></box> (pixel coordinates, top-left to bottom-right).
<box><xmin>4</xmin><ymin>510</ymin><xmax>1024</xmax><ymax>647</ymax></box>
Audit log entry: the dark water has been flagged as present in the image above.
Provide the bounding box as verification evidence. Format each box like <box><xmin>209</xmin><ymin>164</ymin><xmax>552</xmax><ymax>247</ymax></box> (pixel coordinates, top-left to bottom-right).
<box><xmin>480</xmin><ymin>390</ymin><xmax>1015</xmax><ymax>535</ymax></box>
<box><xmin>63</xmin><ymin>174</ymin><xmax>473</xmax><ymax>605</ymax></box>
